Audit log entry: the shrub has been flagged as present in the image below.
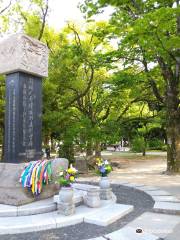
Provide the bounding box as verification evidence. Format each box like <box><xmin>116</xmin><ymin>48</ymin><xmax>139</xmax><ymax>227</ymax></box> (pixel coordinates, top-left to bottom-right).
<box><xmin>131</xmin><ymin>137</ymin><xmax>146</xmax><ymax>153</ymax></box>
<box><xmin>148</xmin><ymin>139</ymin><xmax>165</xmax><ymax>150</ymax></box>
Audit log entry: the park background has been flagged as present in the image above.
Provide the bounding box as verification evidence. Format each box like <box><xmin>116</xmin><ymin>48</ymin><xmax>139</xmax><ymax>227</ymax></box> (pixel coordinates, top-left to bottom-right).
<box><xmin>0</xmin><ymin>0</ymin><xmax>180</xmax><ymax>173</ymax></box>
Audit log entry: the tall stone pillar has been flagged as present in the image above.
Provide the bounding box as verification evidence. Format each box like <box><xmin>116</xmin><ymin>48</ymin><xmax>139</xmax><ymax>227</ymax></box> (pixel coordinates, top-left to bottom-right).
<box><xmin>0</xmin><ymin>34</ymin><xmax>48</xmax><ymax>163</ymax></box>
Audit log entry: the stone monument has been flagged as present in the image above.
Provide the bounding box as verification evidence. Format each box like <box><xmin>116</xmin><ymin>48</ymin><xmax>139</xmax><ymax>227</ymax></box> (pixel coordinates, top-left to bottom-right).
<box><xmin>0</xmin><ymin>33</ymin><xmax>48</xmax><ymax>163</ymax></box>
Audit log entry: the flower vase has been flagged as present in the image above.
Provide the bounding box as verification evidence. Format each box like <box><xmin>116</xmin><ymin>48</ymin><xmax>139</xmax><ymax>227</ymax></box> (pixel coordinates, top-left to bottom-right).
<box><xmin>58</xmin><ymin>186</ymin><xmax>75</xmax><ymax>215</ymax></box>
<box><xmin>99</xmin><ymin>176</ymin><xmax>110</xmax><ymax>189</ymax></box>
<box><xmin>59</xmin><ymin>186</ymin><xmax>74</xmax><ymax>203</ymax></box>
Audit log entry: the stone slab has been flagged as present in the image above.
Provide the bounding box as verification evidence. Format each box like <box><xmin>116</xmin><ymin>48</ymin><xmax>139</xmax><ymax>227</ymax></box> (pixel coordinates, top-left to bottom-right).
<box><xmin>127</xmin><ymin>212</ymin><xmax>180</xmax><ymax>238</ymax></box>
<box><xmin>17</xmin><ymin>202</ymin><xmax>56</xmax><ymax>216</ymax></box>
<box><xmin>84</xmin><ymin>204</ymin><xmax>134</xmax><ymax>226</ymax></box>
<box><xmin>0</xmin><ymin>199</ymin><xmax>120</xmax><ymax>234</ymax></box>
<box><xmin>0</xmin><ymin>34</ymin><xmax>48</xmax><ymax>77</ymax></box>
<box><xmin>0</xmin><ymin>212</ymin><xmax>57</xmax><ymax>234</ymax></box>
<box><xmin>122</xmin><ymin>183</ymin><xmax>145</xmax><ymax>188</ymax></box>
<box><xmin>136</xmin><ymin>186</ymin><xmax>159</xmax><ymax>191</ymax></box>
<box><xmin>72</xmin><ymin>183</ymin><xmax>100</xmax><ymax>191</ymax></box>
<box><xmin>164</xmin><ymin>222</ymin><xmax>180</xmax><ymax>240</ymax></box>
<box><xmin>75</xmin><ymin>159</ymin><xmax>88</xmax><ymax>173</ymax></box>
<box><xmin>106</xmin><ymin>226</ymin><xmax>159</xmax><ymax>240</ymax></box>
<box><xmin>0</xmin><ymin>204</ymin><xmax>17</xmax><ymax>217</ymax></box>
<box><xmin>86</xmin><ymin>238</ymin><xmax>104</xmax><ymax>240</ymax></box>
<box><xmin>152</xmin><ymin>196</ymin><xmax>180</xmax><ymax>203</ymax></box>
<box><xmin>110</xmin><ymin>180</ymin><xmax>129</xmax><ymax>185</ymax></box>
<box><xmin>153</xmin><ymin>202</ymin><xmax>180</xmax><ymax>214</ymax></box>
<box><xmin>145</xmin><ymin>190</ymin><xmax>171</xmax><ymax>196</ymax></box>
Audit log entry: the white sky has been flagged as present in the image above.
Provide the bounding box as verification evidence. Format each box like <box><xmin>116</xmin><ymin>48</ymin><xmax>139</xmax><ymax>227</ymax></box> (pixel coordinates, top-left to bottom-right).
<box><xmin>48</xmin><ymin>0</ymin><xmax>84</xmax><ymax>30</ymax></box>
<box><xmin>48</xmin><ymin>0</ymin><xmax>114</xmax><ymax>30</ymax></box>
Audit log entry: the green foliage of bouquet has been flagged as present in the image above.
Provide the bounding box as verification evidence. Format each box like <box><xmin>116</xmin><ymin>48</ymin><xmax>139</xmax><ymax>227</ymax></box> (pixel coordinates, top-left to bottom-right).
<box><xmin>96</xmin><ymin>158</ymin><xmax>112</xmax><ymax>177</ymax></box>
<box><xmin>58</xmin><ymin>164</ymin><xmax>78</xmax><ymax>187</ymax></box>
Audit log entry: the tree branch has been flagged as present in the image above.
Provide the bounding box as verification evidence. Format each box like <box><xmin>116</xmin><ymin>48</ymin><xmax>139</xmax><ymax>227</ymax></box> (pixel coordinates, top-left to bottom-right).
<box><xmin>0</xmin><ymin>0</ymin><xmax>12</xmax><ymax>15</ymax></box>
<box><xmin>154</xmin><ymin>28</ymin><xmax>177</xmax><ymax>62</ymax></box>
<box><xmin>116</xmin><ymin>97</ymin><xmax>143</xmax><ymax>121</ymax></box>
<box><xmin>38</xmin><ymin>0</ymin><xmax>49</xmax><ymax>40</ymax></box>
<box><xmin>68</xmin><ymin>24</ymin><xmax>82</xmax><ymax>46</ymax></box>
<box><xmin>63</xmin><ymin>65</ymin><xmax>94</xmax><ymax>109</ymax></box>
<box><xmin>140</xmin><ymin>47</ymin><xmax>164</xmax><ymax>103</ymax></box>
<box><xmin>156</xmin><ymin>56</ymin><xmax>174</xmax><ymax>82</ymax></box>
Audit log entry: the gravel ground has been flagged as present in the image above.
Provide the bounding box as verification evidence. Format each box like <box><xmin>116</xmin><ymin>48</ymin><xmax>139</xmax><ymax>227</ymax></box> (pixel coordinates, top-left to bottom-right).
<box><xmin>0</xmin><ymin>184</ymin><xmax>154</xmax><ymax>240</ymax></box>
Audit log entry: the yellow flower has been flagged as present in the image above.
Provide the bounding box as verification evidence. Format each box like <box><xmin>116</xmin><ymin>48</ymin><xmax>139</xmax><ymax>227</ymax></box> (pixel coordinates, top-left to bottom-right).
<box><xmin>70</xmin><ymin>176</ymin><xmax>75</xmax><ymax>181</ymax></box>
<box><xmin>67</xmin><ymin>165</ymin><xmax>77</xmax><ymax>174</ymax></box>
<box><xmin>67</xmin><ymin>168</ymin><xmax>73</xmax><ymax>174</ymax></box>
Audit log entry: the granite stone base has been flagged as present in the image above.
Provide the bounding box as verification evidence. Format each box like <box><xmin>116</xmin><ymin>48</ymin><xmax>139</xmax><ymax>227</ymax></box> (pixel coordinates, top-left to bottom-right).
<box><xmin>57</xmin><ymin>202</ymin><xmax>75</xmax><ymax>216</ymax></box>
<box><xmin>100</xmin><ymin>188</ymin><xmax>112</xmax><ymax>200</ymax></box>
<box><xmin>0</xmin><ymin>158</ymin><xmax>68</xmax><ymax>206</ymax></box>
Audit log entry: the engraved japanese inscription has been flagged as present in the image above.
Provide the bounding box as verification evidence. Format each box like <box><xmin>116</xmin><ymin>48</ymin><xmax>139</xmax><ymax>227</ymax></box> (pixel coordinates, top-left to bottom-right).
<box><xmin>4</xmin><ymin>73</ymin><xmax>42</xmax><ymax>163</ymax></box>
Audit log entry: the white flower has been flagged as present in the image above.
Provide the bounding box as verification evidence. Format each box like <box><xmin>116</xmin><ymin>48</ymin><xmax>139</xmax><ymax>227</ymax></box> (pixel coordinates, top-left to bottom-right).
<box><xmin>59</xmin><ymin>171</ymin><xmax>63</xmax><ymax>176</ymax></box>
<box><xmin>104</xmin><ymin>160</ymin><xmax>109</xmax><ymax>165</ymax></box>
<box><xmin>69</xmin><ymin>164</ymin><xmax>78</xmax><ymax>173</ymax></box>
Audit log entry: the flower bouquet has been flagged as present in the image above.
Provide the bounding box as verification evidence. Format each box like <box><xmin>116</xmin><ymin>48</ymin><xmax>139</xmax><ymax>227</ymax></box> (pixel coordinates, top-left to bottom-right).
<box><xmin>96</xmin><ymin>158</ymin><xmax>112</xmax><ymax>177</ymax></box>
<box><xmin>58</xmin><ymin>164</ymin><xmax>78</xmax><ymax>187</ymax></box>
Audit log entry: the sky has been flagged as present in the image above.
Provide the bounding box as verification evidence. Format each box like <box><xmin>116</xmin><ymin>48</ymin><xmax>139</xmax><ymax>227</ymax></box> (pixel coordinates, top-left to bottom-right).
<box><xmin>48</xmin><ymin>0</ymin><xmax>114</xmax><ymax>30</ymax></box>
<box><xmin>48</xmin><ymin>0</ymin><xmax>84</xmax><ymax>30</ymax></box>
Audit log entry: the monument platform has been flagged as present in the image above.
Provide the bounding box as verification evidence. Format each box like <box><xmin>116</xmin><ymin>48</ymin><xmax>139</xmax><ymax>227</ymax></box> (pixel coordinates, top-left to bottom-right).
<box><xmin>0</xmin><ymin>190</ymin><xmax>84</xmax><ymax>217</ymax></box>
<box><xmin>0</xmin><ymin>200</ymin><xmax>133</xmax><ymax>235</ymax></box>
<box><xmin>0</xmin><ymin>182</ymin><xmax>180</xmax><ymax>240</ymax></box>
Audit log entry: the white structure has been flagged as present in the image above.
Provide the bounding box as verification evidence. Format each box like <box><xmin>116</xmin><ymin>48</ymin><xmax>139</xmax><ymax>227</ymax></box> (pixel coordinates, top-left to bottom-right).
<box><xmin>0</xmin><ymin>33</ymin><xmax>48</xmax><ymax>77</ymax></box>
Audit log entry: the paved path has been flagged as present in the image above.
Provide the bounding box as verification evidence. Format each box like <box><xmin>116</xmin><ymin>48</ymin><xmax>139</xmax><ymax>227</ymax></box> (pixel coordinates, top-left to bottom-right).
<box><xmin>83</xmin><ymin>152</ymin><xmax>180</xmax><ymax>199</ymax></box>
<box><xmin>80</xmin><ymin>152</ymin><xmax>180</xmax><ymax>239</ymax></box>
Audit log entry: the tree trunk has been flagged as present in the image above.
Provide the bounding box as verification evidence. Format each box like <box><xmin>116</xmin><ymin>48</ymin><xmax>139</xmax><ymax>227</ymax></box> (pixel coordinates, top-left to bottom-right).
<box><xmin>44</xmin><ymin>135</ymin><xmax>50</xmax><ymax>146</ymax></box>
<box><xmin>86</xmin><ymin>139</ymin><xmax>93</xmax><ymax>157</ymax></box>
<box><xmin>161</xmin><ymin>9</ymin><xmax>180</xmax><ymax>173</ymax></box>
<box><xmin>95</xmin><ymin>141</ymin><xmax>101</xmax><ymax>158</ymax></box>
<box><xmin>142</xmin><ymin>147</ymin><xmax>146</xmax><ymax>156</ymax></box>
<box><xmin>166</xmin><ymin>109</ymin><xmax>180</xmax><ymax>173</ymax></box>
<box><xmin>166</xmin><ymin>75</ymin><xmax>180</xmax><ymax>172</ymax></box>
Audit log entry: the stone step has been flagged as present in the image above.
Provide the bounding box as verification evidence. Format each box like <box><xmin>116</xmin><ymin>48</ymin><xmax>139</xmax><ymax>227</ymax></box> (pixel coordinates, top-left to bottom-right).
<box><xmin>136</xmin><ymin>186</ymin><xmax>159</xmax><ymax>191</ymax></box>
<box><xmin>105</xmin><ymin>226</ymin><xmax>159</xmax><ymax>240</ymax></box>
<box><xmin>153</xmin><ymin>202</ymin><xmax>180</xmax><ymax>215</ymax></box>
<box><xmin>0</xmin><ymin>198</ymin><xmax>56</xmax><ymax>217</ymax></box>
<box><xmin>0</xmin><ymin>210</ymin><xmax>82</xmax><ymax>235</ymax></box>
<box><xmin>0</xmin><ymin>203</ymin><xmax>132</xmax><ymax>234</ymax></box>
<box><xmin>84</xmin><ymin>204</ymin><xmax>134</xmax><ymax>226</ymax></box>
<box><xmin>152</xmin><ymin>196</ymin><xmax>180</xmax><ymax>203</ymax></box>
<box><xmin>127</xmin><ymin>212</ymin><xmax>180</xmax><ymax>238</ymax></box>
<box><xmin>86</xmin><ymin>227</ymin><xmax>159</xmax><ymax>240</ymax></box>
<box><xmin>0</xmin><ymin>191</ymin><xmax>83</xmax><ymax>217</ymax></box>
<box><xmin>145</xmin><ymin>190</ymin><xmax>172</xmax><ymax>196</ymax></box>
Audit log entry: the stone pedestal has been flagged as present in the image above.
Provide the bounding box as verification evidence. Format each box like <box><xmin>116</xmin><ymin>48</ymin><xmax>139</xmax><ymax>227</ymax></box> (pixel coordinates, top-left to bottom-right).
<box><xmin>0</xmin><ymin>34</ymin><xmax>48</xmax><ymax>163</ymax></box>
<box><xmin>57</xmin><ymin>202</ymin><xmax>75</xmax><ymax>216</ymax></box>
<box><xmin>85</xmin><ymin>188</ymin><xmax>101</xmax><ymax>208</ymax></box>
<box><xmin>100</xmin><ymin>188</ymin><xmax>113</xmax><ymax>200</ymax></box>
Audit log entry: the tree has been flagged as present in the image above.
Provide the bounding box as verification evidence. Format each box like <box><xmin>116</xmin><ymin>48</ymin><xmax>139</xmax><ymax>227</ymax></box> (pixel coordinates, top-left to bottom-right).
<box><xmin>81</xmin><ymin>0</ymin><xmax>180</xmax><ymax>173</ymax></box>
<box><xmin>48</xmin><ymin>22</ymin><xmax>116</xmax><ymax>158</ymax></box>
